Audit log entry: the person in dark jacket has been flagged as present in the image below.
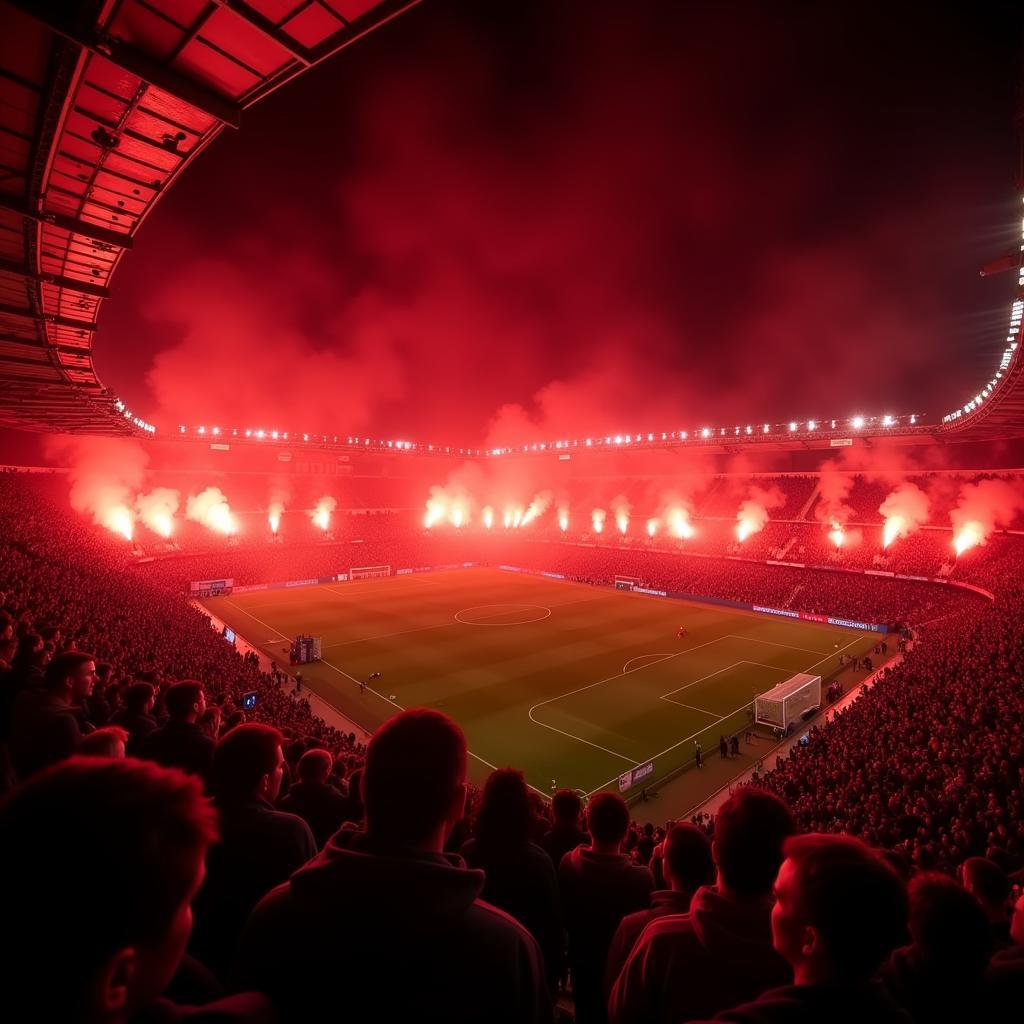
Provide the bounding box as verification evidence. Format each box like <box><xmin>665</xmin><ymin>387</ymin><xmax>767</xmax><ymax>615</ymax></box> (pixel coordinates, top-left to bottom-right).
<box><xmin>881</xmin><ymin>873</ymin><xmax>993</xmax><ymax>1023</ymax></box>
<box><xmin>605</xmin><ymin>822</ymin><xmax>714</xmax><ymax>991</ymax></box>
<box><xmin>113</xmin><ymin>681</ymin><xmax>160</xmax><ymax>750</ymax></box>
<box><xmin>542</xmin><ymin>788</ymin><xmax>589</xmax><ymax>867</ymax></box>
<box><xmin>560</xmin><ymin>791</ymin><xmax>654</xmax><ymax>1024</ymax></box>
<box><xmin>609</xmin><ymin>788</ymin><xmax>795</xmax><ymax>1024</ymax></box>
<box><xmin>278</xmin><ymin>747</ymin><xmax>347</xmax><ymax>848</ymax></box>
<box><xmin>0</xmin><ymin>756</ymin><xmax>272</xmax><ymax>1023</ymax></box>
<box><xmin>461</xmin><ymin>767</ymin><xmax>563</xmax><ymax>988</ymax></box>
<box><xmin>238</xmin><ymin>708</ymin><xmax>550</xmax><ymax>1024</ymax></box>
<box><xmin>690</xmin><ymin>834</ymin><xmax>911</xmax><ymax>1024</ymax></box>
<box><xmin>190</xmin><ymin>723</ymin><xmax>315</xmax><ymax>977</ymax></box>
<box><xmin>960</xmin><ymin>855</ymin><xmax>1013</xmax><ymax>951</ymax></box>
<box><xmin>140</xmin><ymin>681</ymin><xmax>214</xmax><ymax>782</ymax></box>
<box><xmin>8</xmin><ymin>649</ymin><xmax>95</xmax><ymax>778</ymax></box>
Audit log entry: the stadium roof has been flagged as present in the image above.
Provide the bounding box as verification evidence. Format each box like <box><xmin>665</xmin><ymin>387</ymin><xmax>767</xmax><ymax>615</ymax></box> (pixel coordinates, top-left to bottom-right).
<box><xmin>0</xmin><ymin>0</ymin><xmax>419</xmax><ymax>434</ymax></box>
<box><xmin>0</xmin><ymin>0</ymin><xmax>1021</xmax><ymax>448</ymax></box>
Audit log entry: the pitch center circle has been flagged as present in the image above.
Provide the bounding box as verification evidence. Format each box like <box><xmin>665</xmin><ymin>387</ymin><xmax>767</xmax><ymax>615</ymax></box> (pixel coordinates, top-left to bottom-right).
<box><xmin>454</xmin><ymin>604</ymin><xmax>552</xmax><ymax>626</ymax></box>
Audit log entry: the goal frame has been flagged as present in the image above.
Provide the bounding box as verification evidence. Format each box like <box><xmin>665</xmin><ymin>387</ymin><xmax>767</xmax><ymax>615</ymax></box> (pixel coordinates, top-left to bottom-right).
<box><xmin>614</xmin><ymin>574</ymin><xmax>642</xmax><ymax>591</ymax></box>
<box><xmin>754</xmin><ymin>673</ymin><xmax>821</xmax><ymax>731</ymax></box>
<box><xmin>350</xmin><ymin>565</ymin><xmax>391</xmax><ymax>580</ymax></box>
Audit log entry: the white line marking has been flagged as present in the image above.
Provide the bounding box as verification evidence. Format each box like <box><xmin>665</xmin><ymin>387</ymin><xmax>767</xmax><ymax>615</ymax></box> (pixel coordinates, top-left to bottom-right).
<box><xmin>622</xmin><ymin>653</ymin><xmax>675</xmax><ymax>674</ymax></box>
<box><xmin>726</xmin><ymin>634</ymin><xmax>831</xmax><ymax>656</ymax></box>
<box><xmin>660</xmin><ymin>700</ymin><xmax>722</xmax><ymax>716</ymax></box>
<box><xmin>584</xmin><ymin>631</ymin><xmax>869</xmax><ymax>796</ymax></box>
<box><xmin>455</xmin><ymin>604</ymin><xmax>552</xmax><ymax>626</ymax></box>
<box><xmin>221</xmin><ymin>600</ymin><xmax>290</xmax><ymax>641</ymax></box>
<box><xmin>660</xmin><ymin>661</ymin><xmax>747</xmax><ymax>700</ymax></box>
<box><xmin>528</xmin><ymin>635</ymin><xmax>731</xmax><ymax>762</ymax></box>
<box><xmin>323</xmin><ymin>621</ymin><xmax>456</xmax><ymax>649</ymax></box>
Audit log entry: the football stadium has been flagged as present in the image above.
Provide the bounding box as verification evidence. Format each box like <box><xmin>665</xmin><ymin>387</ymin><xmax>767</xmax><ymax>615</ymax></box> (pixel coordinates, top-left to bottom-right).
<box><xmin>1</xmin><ymin>2</ymin><xmax>1023</xmax><ymax>1022</ymax></box>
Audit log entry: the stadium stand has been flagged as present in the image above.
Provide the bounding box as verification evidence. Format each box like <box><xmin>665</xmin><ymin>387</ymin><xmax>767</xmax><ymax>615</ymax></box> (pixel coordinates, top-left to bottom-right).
<box><xmin>3</xmin><ymin>468</ymin><xmax>1024</xmax><ymax>1021</ymax></box>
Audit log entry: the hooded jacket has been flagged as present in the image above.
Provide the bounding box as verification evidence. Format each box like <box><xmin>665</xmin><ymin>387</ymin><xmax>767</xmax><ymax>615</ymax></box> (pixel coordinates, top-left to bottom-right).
<box><xmin>559</xmin><ymin>845</ymin><xmax>654</xmax><ymax>1024</ymax></box>
<box><xmin>608</xmin><ymin>885</ymin><xmax>790</xmax><ymax>1024</ymax></box>
<box><xmin>689</xmin><ymin>981</ymin><xmax>912</xmax><ymax>1024</ymax></box>
<box><xmin>237</xmin><ymin>826</ymin><xmax>550</xmax><ymax>1023</ymax></box>
<box><xmin>604</xmin><ymin>889</ymin><xmax>694</xmax><ymax>996</ymax></box>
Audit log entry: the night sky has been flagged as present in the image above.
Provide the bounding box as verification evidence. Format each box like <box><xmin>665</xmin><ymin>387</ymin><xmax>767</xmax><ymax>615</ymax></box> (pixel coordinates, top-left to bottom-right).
<box><xmin>94</xmin><ymin>0</ymin><xmax>1023</xmax><ymax>446</ymax></box>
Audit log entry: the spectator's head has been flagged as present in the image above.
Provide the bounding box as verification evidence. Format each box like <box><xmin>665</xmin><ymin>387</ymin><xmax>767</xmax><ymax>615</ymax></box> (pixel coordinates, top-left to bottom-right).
<box><xmin>79</xmin><ymin>726</ymin><xmax>130</xmax><ymax>759</ymax></box>
<box><xmin>43</xmin><ymin>650</ymin><xmax>96</xmax><ymax>701</ymax></box>
<box><xmin>164</xmin><ymin>681</ymin><xmax>205</xmax><ymax>722</ymax></box>
<box><xmin>960</xmin><ymin>856</ymin><xmax>1011</xmax><ymax>920</ymax></box>
<box><xmin>213</xmin><ymin>723</ymin><xmax>285</xmax><ymax>803</ymax></box>
<box><xmin>362</xmin><ymin>709</ymin><xmax>466</xmax><ymax>847</ymax></box>
<box><xmin>713</xmin><ymin>787</ymin><xmax>797</xmax><ymax>898</ymax></box>
<box><xmin>587</xmin><ymin>792</ymin><xmax>630</xmax><ymax>850</ymax></box>
<box><xmin>1011</xmin><ymin>891</ymin><xmax>1024</xmax><ymax>947</ymax></box>
<box><xmin>121</xmin><ymin>681</ymin><xmax>156</xmax><ymax>715</ymax></box>
<box><xmin>552</xmin><ymin>789</ymin><xmax>583</xmax><ymax>827</ymax></box>
<box><xmin>475</xmin><ymin>768</ymin><xmax>532</xmax><ymax>849</ymax></box>
<box><xmin>0</xmin><ymin>609</ymin><xmax>12</xmax><ymax>641</ymax></box>
<box><xmin>907</xmin><ymin>873</ymin><xmax>991</xmax><ymax>977</ymax></box>
<box><xmin>663</xmin><ymin>823</ymin><xmax>715</xmax><ymax>894</ymax></box>
<box><xmin>771</xmin><ymin>834</ymin><xmax>908</xmax><ymax>985</ymax></box>
<box><xmin>0</xmin><ymin>757</ymin><xmax>218</xmax><ymax>1021</ymax></box>
<box><xmin>298</xmin><ymin>748</ymin><xmax>333</xmax><ymax>784</ymax></box>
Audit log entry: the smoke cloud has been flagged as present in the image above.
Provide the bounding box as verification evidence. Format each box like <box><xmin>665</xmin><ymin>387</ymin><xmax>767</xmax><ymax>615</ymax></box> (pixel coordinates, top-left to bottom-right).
<box><xmin>949</xmin><ymin>478</ymin><xmax>1024</xmax><ymax>552</ymax></box>
<box><xmin>879</xmin><ymin>481</ymin><xmax>930</xmax><ymax>547</ymax></box>
<box><xmin>185</xmin><ymin>486</ymin><xmax>237</xmax><ymax>535</ymax></box>
<box><xmin>135</xmin><ymin>487</ymin><xmax>180</xmax><ymax>538</ymax></box>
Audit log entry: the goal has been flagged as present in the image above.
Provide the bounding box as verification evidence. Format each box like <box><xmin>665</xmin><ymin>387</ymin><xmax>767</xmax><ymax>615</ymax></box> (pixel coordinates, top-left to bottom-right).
<box><xmin>614</xmin><ymin>575</ymin><xmax>642</xmax><ymax>591</ymax></box>
<box><xmin>350</xmin><ymin>565</ymin><xmax>391</xmax><ymax>580</ymax></box>
<box><xmin>754</xmin><ymin>673</ymin><xmax>821</xmax><ymax>732</ymax></box>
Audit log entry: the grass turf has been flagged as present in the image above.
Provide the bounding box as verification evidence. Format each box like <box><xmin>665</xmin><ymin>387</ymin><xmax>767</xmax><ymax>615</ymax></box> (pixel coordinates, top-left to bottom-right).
<box><xmin>202</xmin><ymin>567</ymin><xmax>879</xmax><ymax>806</ymax></box>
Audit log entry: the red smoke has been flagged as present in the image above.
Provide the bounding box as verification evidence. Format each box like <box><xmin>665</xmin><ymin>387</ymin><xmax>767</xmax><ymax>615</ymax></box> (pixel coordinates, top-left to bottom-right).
<box><xmin>93</xmin><ymin>3</ymin><xmax>996</xmax><ymax>445</ymax></box>
<box><xmin>949</xmin><ymin>478</ymin><xmax>1024</xmax><ymax>553</ymax></box>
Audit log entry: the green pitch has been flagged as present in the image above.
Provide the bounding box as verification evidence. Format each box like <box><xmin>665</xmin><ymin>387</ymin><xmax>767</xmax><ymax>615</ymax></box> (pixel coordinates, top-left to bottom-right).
<box><xmin>201</xmin><ymin>567</ymin><xmax>878</xmax><ymax>806</ymax></box>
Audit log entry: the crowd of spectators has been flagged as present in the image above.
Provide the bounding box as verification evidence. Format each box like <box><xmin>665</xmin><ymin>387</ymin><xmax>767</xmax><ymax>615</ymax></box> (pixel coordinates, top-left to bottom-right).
<box><xmin>4</xmin><ymin>469</ymin><xmax>1024</xmax><ymax>1021</ymax></box>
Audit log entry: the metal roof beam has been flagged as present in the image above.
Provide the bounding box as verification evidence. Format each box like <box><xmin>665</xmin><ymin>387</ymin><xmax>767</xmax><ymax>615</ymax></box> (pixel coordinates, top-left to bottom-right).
<box><xmin>211</xmin><ymin>1</ymin><xmax>312</xmax><ymax>65</ymax></box>
<box><xmin>0</xmin><ymin>257</ymin><xmax>109</xmax><ymax>298</ymax></box>
<box><xmin>0</xmin><ymin>193</ymin><xmax>133</xmax><ymax>250</ymax></box>
<box><xmin>8</xmin><ymin>1</ymin><xmax>242</xmax><ymax>128</ymax></box>
<box><xmin>0</xmin><ymin>301</ymin><xmax>96</xmax><ymax>331</ymax></box>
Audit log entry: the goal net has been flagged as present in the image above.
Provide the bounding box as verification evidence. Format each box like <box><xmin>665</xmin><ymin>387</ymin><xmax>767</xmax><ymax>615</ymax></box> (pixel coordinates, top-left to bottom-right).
<box><xmin>350</xmin><ymin>565</ymin><xmax>391</xmax><ymax>580</ymax></box>
<box><xmin>614</xmin><ymin>575</ymin><xmax>642</xmax><ymax>591</ymax></box>
<box><xmin>754</xmin><ymin>673</ymin><xmax>821</xmax><ymax>731</ymax></box>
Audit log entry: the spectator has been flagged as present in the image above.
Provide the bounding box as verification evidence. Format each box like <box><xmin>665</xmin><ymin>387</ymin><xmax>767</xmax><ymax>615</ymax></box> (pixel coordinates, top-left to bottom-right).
<box><xmin>609</xmin><ymin>788</ymin><xmax>795</xmax><ymax>1024</ymax></box>
<box><xmin>461</xmin><ymin>768</ymin><xmax>563</xmax><ymax>988</ymax></box>
<box><xmin>8</xmin><ymin>649</ymin><xmax>95</xmax><ymax>778</ymax></box>
<box><xmin>988</xmin><ymin>889</ymin><xmax>1024</xmax><ymax>1007</ymax></box>
<box><xmin>605</xmin><ymin>823</ymin><xmax>714</xmax><ymax>992</ymax></box>
<box><xmin>960</xmin><ymin>856</ymin><xmax>1013</xmax><ymax>950</ymax></box>
<box><xmin>112</xmin><ymin>681</ymin><xmax>158</xmax><ymax>748</ymax></box>
<box><xmin>694</xmin><ymin>834</ymin><xmax>909</xmax><ymax>1023</ymax></box>
<box><xmin>0</xmin><ymin>757</ymin><xmax>271</xmax><ymax>1022</ymax></box>
<box><xmin>79</xmin><ymin>724</ymin><xmax>130</xmax><ymax>758</ymax></box>
<box><xmin>191</xmin><ymin>723</ymin><xmax>315</xmax><ymax>977</ymax></box>
<box><xmin>238</xmin><ymin>709</ymin><xmax>550</xmax><ymax>1023</ymax></box>
<box><xmin>881</xmin><ymin>873</ymin><xmax>991</xmax><ymax>1023</ymax></box>
<box><xmin>542</xmin><ymin>788</ymin><xmax>588</xmax><ymax>868</ymax></box>
<box><xmin>140</xmin><ymin>681</ymin><xmax>214</xmax><ymax>782</ymax></box>
<box><xmin>560</xmin><ymin>791</ymin><xmax>655</xmax><ymax>1024</ymax></box>
<box><xmin>278</xmin><ymin>747</ymin><xmax>347</xmax><ymax>848</ymax></box>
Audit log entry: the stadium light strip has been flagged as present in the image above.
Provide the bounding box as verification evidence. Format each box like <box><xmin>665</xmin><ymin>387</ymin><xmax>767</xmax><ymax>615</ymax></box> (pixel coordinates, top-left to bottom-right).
<box><xmin>164</xmin><ymin>411</ymin><xmax>926</xmax><ymax>456</ymax></box>
<box><xmin>941</xmin><ymin>196</ymin><xmax>1024</xmax><ymax>425</ymax></box>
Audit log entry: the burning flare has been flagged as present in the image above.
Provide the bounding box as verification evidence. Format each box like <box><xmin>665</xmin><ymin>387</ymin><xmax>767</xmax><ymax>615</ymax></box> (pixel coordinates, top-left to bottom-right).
<box><xmin>136</xmin><ymin>488</ymin><xmax>179</xmax><ymax>538</ymax></box>
<box><xmin>829</xmin><ymin>523</ymin><xmax>845</xmax><ymax>548</ymax></box>
<box><xmin>646</xmin><ymin>517</ymin><xmax>658</xmax><ymax>537</ymax></box>
<box><xmin>268</xmin><ymin>501</ymin><xmax>284</xmax><ymax>534</ymax></box>
<box><xmin>102</xmin><ymin>504</ymin><xmax>134</xmax><ymax>541</ymax></box>
<box><xmin>879</xmin><ymin>482</ymin><xmax>930</xmax><ymax>549</ymax></box>
<box><xmin>186</xmin><ymin>487</ymin><xmax>237</xmax><ymax>536</ymax></box>
<box><xmin>559</xmin><ymin>509</ymin><xmax>570</xmax><ymax>532</ymax></box>
<box><xmin>953</xmin><ymin>522</ymin><xmax>984</xmax><ymax>557</ymax></box>
<box><xmin>592</xmin><ymin>508</ymin><xmax>606</xmax><ymax>534</ymax></box>
<box><xmin>669</xmin><ymin>507</ymin><xmax>694</xmax><ymax>539</ymax></box>
<box><xmin>312</xmin><ymin>496</ymin><xmax>336</xmax><ymax>532</ymax></box>
<box><xmin>482</xmin><ymin>505</ymin><xmax>494</xmax><ymax>529</ymax></box>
